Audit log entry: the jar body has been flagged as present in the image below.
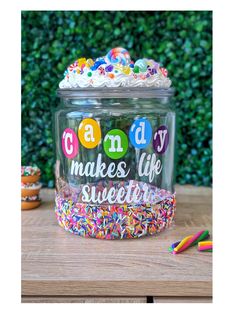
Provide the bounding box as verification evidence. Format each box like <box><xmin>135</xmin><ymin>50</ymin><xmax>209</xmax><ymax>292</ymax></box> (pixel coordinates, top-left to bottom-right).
<box><xmin>53</xmin><ymin>89</ymin><xmax>176</xmax><ymax>239</ymax></box>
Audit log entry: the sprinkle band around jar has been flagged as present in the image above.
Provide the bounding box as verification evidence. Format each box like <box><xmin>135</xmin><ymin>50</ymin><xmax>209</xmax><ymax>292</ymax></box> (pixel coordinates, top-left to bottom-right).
<box><xmin>55</xmin><ymin>191</ymin><xmax>176</xmax><ymax>239</ymax></box>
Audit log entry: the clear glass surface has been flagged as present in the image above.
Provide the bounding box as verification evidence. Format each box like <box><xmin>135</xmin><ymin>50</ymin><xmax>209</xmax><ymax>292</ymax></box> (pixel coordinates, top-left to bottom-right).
<box><xmin>53</xmin><ymin>87</ymin><xmax>176</xmax><ymax>239</ymax></box>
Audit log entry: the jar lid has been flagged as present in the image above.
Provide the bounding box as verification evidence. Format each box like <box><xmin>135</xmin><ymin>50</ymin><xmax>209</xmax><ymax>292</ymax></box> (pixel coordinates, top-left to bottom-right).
<box><xmin>57</xmin><ymin>87</ymin><xmax>175</xmax><ymax>99</ymax></box>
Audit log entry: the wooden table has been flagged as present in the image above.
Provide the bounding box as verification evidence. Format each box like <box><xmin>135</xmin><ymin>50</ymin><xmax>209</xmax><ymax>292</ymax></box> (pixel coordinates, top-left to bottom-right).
<box><xmin>22</xmin><ymin>185</ymin><xmax>212</xmax><ymax>303</ymax></box>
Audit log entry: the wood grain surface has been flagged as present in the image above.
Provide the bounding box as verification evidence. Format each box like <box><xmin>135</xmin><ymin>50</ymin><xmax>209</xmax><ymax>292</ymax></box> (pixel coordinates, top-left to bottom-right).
<box><xmin>21</xmin><ymin>185</ymin><xmax>212</xmax><ymax>301</ymax></box>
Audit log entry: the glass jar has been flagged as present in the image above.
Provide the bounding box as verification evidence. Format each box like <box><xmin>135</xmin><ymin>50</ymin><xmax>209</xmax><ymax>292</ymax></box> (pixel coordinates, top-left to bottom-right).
<box><xmin>53</xmin><ymin>87</ymin><xmax>176</xmax><ymax>239</ymax></box>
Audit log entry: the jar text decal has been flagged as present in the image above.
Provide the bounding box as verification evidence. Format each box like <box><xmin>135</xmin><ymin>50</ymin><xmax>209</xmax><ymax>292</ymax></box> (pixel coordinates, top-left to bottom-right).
<box><xmin>69</xmin><ymin>153</ymin><xmax>163</xmax><ymax>205</ymax></box>
<box><xmin>61</xmin><ymin>119</ymin><xmax>168</xmax><ymax>178</ymax></box>
<box><xmin>153</xmin><ymin>125</ymin><xmax>169</xmax><ymax>154</ymax></box>
<box><xmin>61</xmin><ymin>118</ymin><xmax>169</xmax><ymax>204</ymax></box>
<box><xmin>61</xmin><ymin>128</ymin><xmax>79</xmax><ymax>159</ymax></box>
<box><xmin>78</xmin><ymin>118</ymin><xmax>101</xmax><ymax>149</ymax></box>
<box><xmin>61</xmin><ymin>118</ymin><xmax>169</xmax><ymax>158</ymax></box>
<box><xmin>81</xmin><ymin>180</ymin><xmax>154</xmax><ymax>205</ymax></box>
<box><xmin>129</xmin><ymin>118</ymin><xmax>152</xmax><ymax>149</ymax></box>
<box><xmin>103</xmin><ymin>129</ymin><xmax>128</xmax><ymax>159</ymax></box>
<box><xmin>70</xmin><ymin>153</ymin><xmax>130</xmax><ymax>179</ymax></box>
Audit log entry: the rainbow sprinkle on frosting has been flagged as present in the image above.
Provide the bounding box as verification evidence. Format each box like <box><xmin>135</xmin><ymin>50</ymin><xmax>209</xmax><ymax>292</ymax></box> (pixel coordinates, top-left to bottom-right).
<box><xmin>59</xmin><ymin>47</ymin><xmax>171</xmax><ymax>89</ymax></box>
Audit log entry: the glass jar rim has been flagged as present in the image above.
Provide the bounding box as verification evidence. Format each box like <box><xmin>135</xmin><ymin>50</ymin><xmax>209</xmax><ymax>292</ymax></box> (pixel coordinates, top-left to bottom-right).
<box><xmin>57</xmin><ymin>87</ymin><xmax>175</xmax><ymax>99</ymax></box>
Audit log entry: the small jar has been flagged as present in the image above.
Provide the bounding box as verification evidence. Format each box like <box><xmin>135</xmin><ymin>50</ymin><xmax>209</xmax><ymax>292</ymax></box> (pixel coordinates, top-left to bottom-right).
<box><xmin>53</xmin><ymin>87</ymin><xmax>176</xmax><ymax>239</ymax></box>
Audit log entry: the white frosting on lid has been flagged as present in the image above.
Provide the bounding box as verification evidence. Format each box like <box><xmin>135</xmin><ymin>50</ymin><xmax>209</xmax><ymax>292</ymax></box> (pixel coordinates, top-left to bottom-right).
<box><xmin>59</xmin><ymin>47</ymin><xmax>171</xmax><ymax>89</ymax></box>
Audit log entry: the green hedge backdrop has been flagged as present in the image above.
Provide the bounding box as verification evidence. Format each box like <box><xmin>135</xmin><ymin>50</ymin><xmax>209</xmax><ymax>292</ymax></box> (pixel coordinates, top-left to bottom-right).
<box><xmin>21</xmin><ymin>11</ymin><xmax>212</xmax><ymax>187</ymax></box>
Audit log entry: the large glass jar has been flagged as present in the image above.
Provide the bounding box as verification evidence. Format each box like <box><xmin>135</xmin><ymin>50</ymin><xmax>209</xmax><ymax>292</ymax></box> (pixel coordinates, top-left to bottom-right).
<box><xmin>53</xmin><ymin>87</ymin><xmax>176</xmax><ymax>239</ymax></box>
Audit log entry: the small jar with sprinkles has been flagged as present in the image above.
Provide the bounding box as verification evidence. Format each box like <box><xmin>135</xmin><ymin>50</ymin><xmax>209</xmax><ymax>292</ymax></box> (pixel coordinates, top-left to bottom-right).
<box><xmin>53</xmin><ymin>47</ymin><xmax>176</xmax><ymax>239</ymax></box>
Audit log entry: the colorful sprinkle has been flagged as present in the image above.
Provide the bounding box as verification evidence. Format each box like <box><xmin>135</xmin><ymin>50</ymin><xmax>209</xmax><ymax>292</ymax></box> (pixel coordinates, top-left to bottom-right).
<box><xmin>21</xmin><ymin>182</ymin><xmax>42</xmax><ymax>189</ymax></box>
<box><xmin>21</xmin><ymin>166</ymin><xmax>41</xmax><ymax>176</ymax></box>
<box><xmin>59</xmin><ymin>47</ymin><xmax>171</xmax><ymax>89</ymax></box>
<box><xmin>55</xmin><ymin>188</ymin><xmax>176</xmax><ymax>240</ymax></box>
<box><xmin>21</xmin><ymin>195</ymin><xmax>40</xmax><ymax>201</ymax></box>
